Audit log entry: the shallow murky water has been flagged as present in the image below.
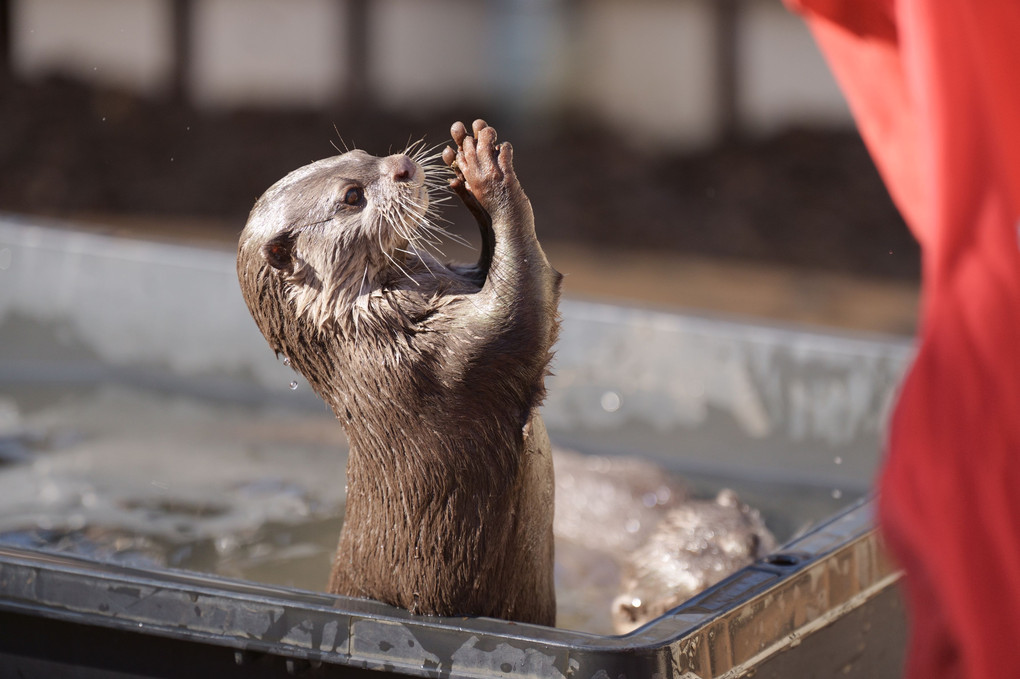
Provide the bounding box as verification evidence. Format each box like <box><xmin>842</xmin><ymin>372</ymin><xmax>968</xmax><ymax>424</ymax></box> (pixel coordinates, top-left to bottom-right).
<box><xmin>0</xmin><ymin>382</ymin><xmax>861</xmax><ymax>635</ymax></box>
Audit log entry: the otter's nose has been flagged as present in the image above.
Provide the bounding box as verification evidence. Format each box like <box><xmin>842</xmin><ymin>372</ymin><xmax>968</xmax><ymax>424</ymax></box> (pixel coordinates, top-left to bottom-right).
<box><xmin>385</xmin><ymin>154</ymin><xmax>419</xmax><ymax>183</ymax></box>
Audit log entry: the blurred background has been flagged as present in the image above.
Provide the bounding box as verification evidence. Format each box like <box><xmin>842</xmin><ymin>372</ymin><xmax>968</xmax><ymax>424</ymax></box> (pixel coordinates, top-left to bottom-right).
<box><xmin>0</xmin><ymin>0</ymin><xmax>919</xmax><ymax>333</ymax></box>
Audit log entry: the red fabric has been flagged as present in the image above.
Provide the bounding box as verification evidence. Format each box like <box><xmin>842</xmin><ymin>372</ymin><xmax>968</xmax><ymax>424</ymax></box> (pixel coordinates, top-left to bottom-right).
<box><xmin>785</xmin><ymin>1</ymin><xmax>1020</xmax><ymax>677</ymax></box>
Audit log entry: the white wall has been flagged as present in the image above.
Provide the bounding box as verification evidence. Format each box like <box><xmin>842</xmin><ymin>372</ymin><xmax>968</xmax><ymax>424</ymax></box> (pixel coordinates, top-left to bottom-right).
<box><xmin>574</xmin><ymin>0</ymin><xmax>719</xmax><ymax>149</ymax></box>
<box><xmin>8</xmin><ymin>0</ymin><xmax>853</xmax><ymax>146</ymax></box>
<box><xmin>739</xmin><ymin>0</ymin><xmax>851</xmax><ymax>134</ymax></box>
<box><xmin>191</xmin><ymin>0</ymin><xmax>344</xmax><ymax>108</ymax></box>
<box><xmin>370</xmin><ymin>0</ymin><xmax>489</xmax><ymax>109</ymax></box>
<box><xmin>13</xmin><ymin>0</ymin><xmax>172</xmax><ymax>95</ymax></box>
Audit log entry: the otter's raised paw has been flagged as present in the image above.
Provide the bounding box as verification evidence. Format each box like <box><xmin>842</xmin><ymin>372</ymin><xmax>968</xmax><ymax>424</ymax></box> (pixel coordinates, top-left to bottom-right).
<box><xmin>443</xmin><ymin>119</ymin><xmax>524</xmax><ymax>218</ymax></box>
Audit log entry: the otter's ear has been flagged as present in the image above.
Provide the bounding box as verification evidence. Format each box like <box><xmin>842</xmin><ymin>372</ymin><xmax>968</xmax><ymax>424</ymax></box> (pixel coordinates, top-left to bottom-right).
<box><xmin>261</xmin><ymin>232</ymin><xmax>296</xmax><ymax>273</ymax></box>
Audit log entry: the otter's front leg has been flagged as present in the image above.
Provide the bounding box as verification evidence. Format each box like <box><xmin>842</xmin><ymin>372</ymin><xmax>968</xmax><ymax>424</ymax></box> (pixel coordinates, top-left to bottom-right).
<box><xmin>443</xmin><ymin>120</ymin><xmax>561</xmax><ymax>364</ymax></box>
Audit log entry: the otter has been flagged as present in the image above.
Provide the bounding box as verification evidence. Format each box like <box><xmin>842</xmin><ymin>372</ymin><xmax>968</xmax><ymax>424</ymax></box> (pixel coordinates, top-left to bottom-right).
<box><xmin>611</xmin><ymin>489</ymin><xmax>776</xmax><ymax>634</ymax></box>
<box><xmin>236</xmin><ymin>120</ymin><xmax>561</xmax><ymax>626</ymax></box>
<box><xmin>552</xmin><ymin>448</ymin><xmax>689</xmax><ymax>553</ymax></box>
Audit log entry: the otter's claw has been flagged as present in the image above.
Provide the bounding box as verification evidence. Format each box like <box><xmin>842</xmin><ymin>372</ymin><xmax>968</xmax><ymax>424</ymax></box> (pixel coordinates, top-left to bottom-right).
<box><xmin>451</xmin><ymin>120</ymin><xmax>470</xmax><ymax>146</ymax></box>
<box><xmin>442</xmin><ymin>145</ymin><xmax>458</xmax><ymax>172</ymax></box>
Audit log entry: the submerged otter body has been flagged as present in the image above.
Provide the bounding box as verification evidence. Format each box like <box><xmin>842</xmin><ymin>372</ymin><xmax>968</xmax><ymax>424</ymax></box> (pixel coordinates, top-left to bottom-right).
<box><xmin>611</xmin><ymin>489</ymin><xmax>776</xmax><ymax>633</ymax></box>
<box><xmin>237</xmin><ymin>121</ymin><xmax>561</xmax><ymax>625</ymax></box>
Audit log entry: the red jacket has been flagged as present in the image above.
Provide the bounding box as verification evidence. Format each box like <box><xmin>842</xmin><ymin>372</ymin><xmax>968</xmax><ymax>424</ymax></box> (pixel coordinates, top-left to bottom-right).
<box><xmin>785</xmin><ymin>2</ymin><xmax>1020</xmax><ymax>676</ymax></box>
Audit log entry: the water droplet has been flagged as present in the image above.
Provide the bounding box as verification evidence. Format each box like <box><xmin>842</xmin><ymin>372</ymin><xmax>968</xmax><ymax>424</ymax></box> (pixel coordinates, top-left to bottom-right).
<box><xmin>283</xmin><ymin>357</ymin><xmax>291</xmax><ymax>367</ymax></box>
<box><xmin>833</xmin><ymin>456</ymin><xmax>842</xmax><ymax>465</ymax></box>
<box><xmin>215</xmin><ymin>535</ymin><xmax>239</xmax><ymax>554</ymax></box>
<box><xmin>600</xmin><ymin>390</ymin><xmax>621</xmax><ymax>413</ymax></box>
<box><xmin>625</xmin><ymin>518</ymin><xmax>641</xmax><ymax>533</ymax></box>
<box><xmin>831</xmin><ymin>489</ymin><xmax>843</xmax><ymax>500</ymax></box>
<box><xmin>289</xmin><ymin>381</ymin><xmax>298</xmax><ymax>391</ymax></box>
<box><xmin>40</xmin><ymin>482</ymin><xmax>61</xmax><ymax>503</ymax></box>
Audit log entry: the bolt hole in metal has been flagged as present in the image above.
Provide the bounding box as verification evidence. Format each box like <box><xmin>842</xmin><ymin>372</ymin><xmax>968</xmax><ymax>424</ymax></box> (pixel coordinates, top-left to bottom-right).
<box><xmin>763</xmin><ymin>552</ymin><xmax>805</xmax><ymax>568</ymax></box>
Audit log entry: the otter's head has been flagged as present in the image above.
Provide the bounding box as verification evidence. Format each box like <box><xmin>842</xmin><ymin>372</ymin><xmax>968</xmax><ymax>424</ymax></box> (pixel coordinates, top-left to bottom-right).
<box><xmin>237</xmin><ymin>144</ymin><xmax>449</xmax><ymax>345</ymax></box>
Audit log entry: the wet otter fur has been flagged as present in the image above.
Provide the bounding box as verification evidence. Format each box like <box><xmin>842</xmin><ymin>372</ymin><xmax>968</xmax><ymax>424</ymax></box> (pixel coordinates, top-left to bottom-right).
<box><xmin>236</xmin><ymin>120</ymin><xmax>561</xmax><ymax>626</ymax></box>
<box><xmin>611</xmin><ymin>490</ymin><xmax>776</xmax><ymax>634</ymax></box>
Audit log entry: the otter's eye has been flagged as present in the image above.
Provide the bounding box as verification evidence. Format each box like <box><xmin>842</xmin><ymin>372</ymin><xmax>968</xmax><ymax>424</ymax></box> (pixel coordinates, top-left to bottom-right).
<box><xmin>342</xmin><ymin>187</ymin><xmax>364</xmax><ymax>206</ymax></box>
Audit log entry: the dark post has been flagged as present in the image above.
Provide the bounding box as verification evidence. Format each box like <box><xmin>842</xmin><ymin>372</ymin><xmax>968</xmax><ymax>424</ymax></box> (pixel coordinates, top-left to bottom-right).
<box><xmin>170</xmin><ymin>0</ymin><xmax>193</xmax><ymax>102</ymax></box>
<box><xmin>713</xmin><ymin>0</ymin><xmax>740</xmax><ymax>141</ymax></box>
<box><xmin>343</xmin><ymin>0</ymin><xmax>371</xmax><ymax>107</ymax></box>
<box><xmin>0</xmin><ymin>0</ymin><xmax>11</xmax><ymax>78</ymax></box>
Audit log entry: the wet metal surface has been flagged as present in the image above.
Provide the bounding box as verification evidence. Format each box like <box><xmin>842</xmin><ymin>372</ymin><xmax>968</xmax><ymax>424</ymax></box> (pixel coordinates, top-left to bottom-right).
<box><xmin>0</xmin><ymin>500</ymin><xmax>902</xmax><ymax>677</ymax></box>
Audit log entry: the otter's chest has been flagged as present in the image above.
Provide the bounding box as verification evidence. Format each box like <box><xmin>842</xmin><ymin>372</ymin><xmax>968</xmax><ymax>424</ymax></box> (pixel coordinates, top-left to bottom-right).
<box><xmin>334</xmin><ymin>289</ymin><xmax>471</xmax><ymax>410</ymax></box>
